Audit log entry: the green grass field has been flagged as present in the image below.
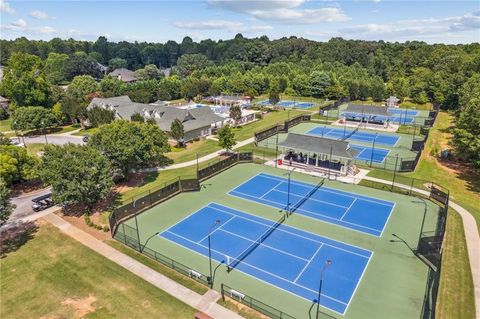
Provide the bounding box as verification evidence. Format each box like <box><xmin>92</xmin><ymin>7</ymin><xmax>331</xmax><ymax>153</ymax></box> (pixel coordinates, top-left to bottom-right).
<box><xmin>165</xmin><ymin>139</ymin><xmax>221</xmax><ymax>164</ymax></box>
<box><xmin>117</xmin><ymin>163</ymin><xmax>440</xmax><ymax>319</ymax></box>
<box><xmin>0</xmin><ymin>223</ymin><xmax>195</xmax><ymax>319</ymax></box>
<box><xmin>0</xmin><ymin>118</ymin><xmax>12</xmax><ymax>132</ymax></box>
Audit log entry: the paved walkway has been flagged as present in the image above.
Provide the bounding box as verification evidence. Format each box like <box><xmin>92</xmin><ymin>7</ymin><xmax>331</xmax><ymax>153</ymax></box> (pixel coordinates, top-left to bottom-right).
<box><xmin>42</xmin><ymin>213</ymin><xmax>243</xmax><ymax>319</ymax></box>
<box><xmin>139</xmin><ymin>137</ymin><xmax>255</xmax><ymax>172</ymax></box>
<box><xmin>364</xmin><ymin>176</ymin><xmax>480</xmax><ymax>318</ymax></box>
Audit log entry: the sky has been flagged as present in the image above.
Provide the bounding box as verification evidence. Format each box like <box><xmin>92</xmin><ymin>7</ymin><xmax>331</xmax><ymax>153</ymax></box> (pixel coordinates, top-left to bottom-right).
<box><xmin>0</xmin><ymin>0</ymin><xmax>479</xmax><ymax>44</ymax></box>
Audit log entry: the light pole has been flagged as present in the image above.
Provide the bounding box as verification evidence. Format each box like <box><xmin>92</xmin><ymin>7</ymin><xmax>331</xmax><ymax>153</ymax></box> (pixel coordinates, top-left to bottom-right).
<box><xmin>316</xmin><ymin>259</ymin><xmax>332</xmax><ymax>319</ymax></box>
<box><xmin>208</xmin><ymin>219</ymin><xmax>221</xmax><ymax>288</ymax></box>
<box><xmin>412</xmin><ymin>198</ymin><xmax>428</xmax><ymax>249</ymax></box>
<box><xmin>369</xmin><ymin>132</ymin><xmax>378</xmax><ymax>167</ymax></box>
<box><xmin>283</xmin><ymin>167</ymin><xmax>296</xmax><ymax>215</ymax></box>
<box><xmin>140</xmin><ymin>231</ymin><xmax>160</xmax><ymax>253</ymax></box>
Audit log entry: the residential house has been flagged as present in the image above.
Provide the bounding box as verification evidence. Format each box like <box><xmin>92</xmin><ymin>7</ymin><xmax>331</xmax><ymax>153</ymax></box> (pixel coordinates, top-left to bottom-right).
<box><xmin>108</xmin><ymin>68</ymin><xmax>137</xmax><ymax>83</ymax></box>
<box><xmin>87</xmin><ymin>96</ymin><xmax>224</xmax><ymax>141</ymax></box>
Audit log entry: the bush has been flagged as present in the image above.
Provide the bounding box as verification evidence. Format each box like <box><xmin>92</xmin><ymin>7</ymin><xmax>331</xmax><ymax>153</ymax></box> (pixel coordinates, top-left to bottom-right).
<box><xmin>255</xmin><ymin>113</ymin><xmax>263</xmax><ymax>120</ymax></box>
<box><xmin>103</xmin><ymin>225</ymin><xmax>110</xmax><ymax>232</ymax></box>
<box><xmin>192</xmin><ymin>137</ymin><xmax>200</xmax><ymax>142</ymax></box>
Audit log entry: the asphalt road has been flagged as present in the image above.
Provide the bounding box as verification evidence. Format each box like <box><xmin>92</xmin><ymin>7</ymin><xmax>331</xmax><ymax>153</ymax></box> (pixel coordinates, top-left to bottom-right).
<box><xmin>8</xmin><ymin>187</ymin><xmax>52</xmax><ymax>223</ymax></box>
<box><xmin>11</xmin><ymin>134</ymin><xmax>85</xmax><ymax>146</ymax></box>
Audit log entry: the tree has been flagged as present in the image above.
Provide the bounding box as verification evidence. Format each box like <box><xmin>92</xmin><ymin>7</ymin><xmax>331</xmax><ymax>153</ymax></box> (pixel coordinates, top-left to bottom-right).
<box><xmin>66</xmin><ymin>75</ymin><xmax>99</xmax><ymax>102</ymax></box>
<box><xmin>453</xmin><ymin>90</ymin><xmax>480</xmax><ymax>168</ymax></box>
<box><xmin>61</xmin><ymin>95</ymin><xmax>88</xmax><ymax>126</ymax></box>
<box><xmin>11</xmin><ymin>106</ymin><xmax>59</xmax><ymax>133</ymax></box>
<box><xmin>0</xmin><ymin>145</ymin><xmax>38</xmax><ymax>185</ymax></box>
<box><xmin>0</xmin><ymin>132</ymin><xmax>11</xmax><ymax>145</ymax></box>
<box><xmin>0</xmin><ymin>178</ymin><xmax>15</xmax><ymax>225</ymax></box>
<box><xmin>170</xmin><ymin>118</ymin><xmax>185</xmax><ymax>146</ymax></box>
<box><xmin>88</xmin><ymin>121</ymin><xmax>170</xmax><ymax>178</ymax></box>
<box><xmin>38</xmin><ymin>144</ymin><xmax>113</xmax><ymax>209</ymax></box>
<box><xmin>0</xmin><ymin>52</ymin><xmax>52</xmax><ymax>107</ymax></box>
<box><xmin>130</xmin><ymin>113</ymin><xmax>145</xmax><ymax>122</ymax></box>
<box><xmin>269</xmin><ymin>90</ymin><xmax>280</xmax><ymax>106</ymax></box>
<box><xmin>134</xmin><ymin>64</ymin><xmax>163</xmax><ymax>81</ymax></box>
<box><xmin>86</xmin><ymin>106</ymin><xmax>115</xmax><ymax>127</ymax></box>
<box><xmin>309</xmin><ymin>71</ymin><xmax>331</xmax><ymax>98</ymax></box>
<box><xmin>44</xmin><ymin>52</ymin><xmax>70</xmax><ymax>84</ymax></box>
<box><xmin>108</xmin><ymin>57</ymin><xmax>127</xmax><ymax>70</ymax></box>
<box><xmin>99</xmin><ymin>76</ymin><xmax>124</xmax><ymax>98</ymax></box>
<box><xmin>217</xmin><ymin>125</ymin><xmax>236</xmax><ymax>152</ymax></box>
<box><xmin>176</xmin><ymin>53</ymin><xmax>210</xmax><ymax>77</ymax></box>
<box><xmin>229</xmin><ymin>105</ymin><xmax>242</xmax><ymax>127</ymax></box>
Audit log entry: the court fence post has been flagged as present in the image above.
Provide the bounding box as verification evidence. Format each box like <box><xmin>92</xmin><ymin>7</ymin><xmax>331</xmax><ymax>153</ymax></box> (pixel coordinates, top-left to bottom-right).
<box><xmin>221</xmin><ymin>284</ymin><xmax>225</xmax><ymax>301</ymax></box>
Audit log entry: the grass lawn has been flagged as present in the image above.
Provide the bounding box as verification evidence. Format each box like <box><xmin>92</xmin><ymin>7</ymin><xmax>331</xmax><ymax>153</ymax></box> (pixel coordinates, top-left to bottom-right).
<box><xmin>106</xmin><ymin>240</ymin><xmax>208</xmax><ymax>295</ymax></box>
<box><xmin>232</xmin><ymin>109</ymin><xmax>309</xmax><ymax>141</ymax></box>
<box><xmin>437</xmin><ymin>210</ymin><xmax>476</xmax><ymax>319</ymax></box>
<box><xmin>0</xmin><ymin>118</ymin><xmax>12</xmax><ymax>132</ymax></box>
<box><xmin>0</xmin><ymin>222</ymin><xmax>195</xmax><ymax>319</ymax></box>
<box><xmin>25</xmin><ymin>143</ymin><xmax>45</xmax><ymax>156</ymax></box>
<box><xmin>166</xmin><ymin>139</ymin><xmax>221</xmax><ymax>164</ymax></box>
<box><xmin>72</xmin><ymin>127</ymin><xmax>100</xmax><ymax>136</ymax></box>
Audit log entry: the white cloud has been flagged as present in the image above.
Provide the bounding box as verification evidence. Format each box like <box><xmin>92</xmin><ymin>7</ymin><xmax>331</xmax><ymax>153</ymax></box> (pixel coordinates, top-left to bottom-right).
<box><xmin>35</xmin><ymin>26</ymin><xmax>56</xmax><ymax>34</ymax></box>
<box><xmin>208</xmin><ymin>0</ymin><xmax>349</xmax><ymax>24</ymax></box>
<box><xmin>12</xmin><ymin>19</ymin><xmax>27</xmax><ymax>28</ymax></box>
<box><xmin>174</xmin><ymin>20</ymin><xmax>272</xmax><ymax>33</ymax></box>
<box><xmin>339</xmin><ymin>11</ymin><xmax>480</xmax><ymax>41</ymax></box>
<box><xmin>29</xmin><ymin>10</ymin><xmax>49</xmax><ymax>20</ymax></box>
<box><xmin>0</xmin><ymin>0</ymin><xmax>14</xmax><ymax>14</ymax></box>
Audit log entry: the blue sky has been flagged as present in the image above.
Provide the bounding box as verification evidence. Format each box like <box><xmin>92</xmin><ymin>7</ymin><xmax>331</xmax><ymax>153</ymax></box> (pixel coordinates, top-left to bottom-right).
<box><xmin>1</xmin><ymin>0</ymin><xmax>479</xmax><ymax>44</ymax></box>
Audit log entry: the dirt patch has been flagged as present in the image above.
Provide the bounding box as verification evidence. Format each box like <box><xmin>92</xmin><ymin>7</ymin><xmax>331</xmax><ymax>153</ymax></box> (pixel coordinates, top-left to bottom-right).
<box><xmin>61</xmin><ymin>294</ymin><xmax>97</xmax><ymax>318</ymax></box>
<box><xmin>59</xmin><ymin>212</ymin><xmax>111</xmax><ymax>241</ymax></box>
<box><xmin>115</xmin><ymin>173</ymin><xmax>145</xmax><ymax>193</ymax></box>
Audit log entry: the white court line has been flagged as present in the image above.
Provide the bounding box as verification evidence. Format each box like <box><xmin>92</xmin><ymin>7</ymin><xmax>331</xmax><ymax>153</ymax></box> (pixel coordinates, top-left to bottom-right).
<box><xmin>257</xmin><ymin>173</ymin><xmax>395</xmax><ymax>207</ymax></box>
<box><xmin>196</xmin><ymin>214</ymin><xmax>237</xmax><ymax>244</ymax></box>
<box><xmin>163</xmin><ymin>230</ymin><xmax>349</xmax><ymax>307</ymax></box>
<box><xmin>210</xmin><ymin>201</ymin><xmax>372</xmax><ymax>258</ymax></box>
<box><xmin>260</xmin><ymin>180</ymin><xmax>285</xmax><ymax>199</ymax></box>
<box><xmin>217</xmin><ymin>228</ymin><xmax>310</xmax><ymax>262</ymax></box>
<box><xmin>294</xmin><ymin>244</ymin><xmax>323</xmax><ymax>283</ymax></box>
<box><xmin>271</xmin><ymin>188</ymin><xmax>350</xmax><ymax>209</ymax></box>
<box><xmin>340</xmin><ymin>198</ymin><xmax>357</xmax><ymax>221</ymax></box>
<box><xmin>231</xmin><ymin>189</ymin><xmax>383</xmax><ymax>236</ymax></box>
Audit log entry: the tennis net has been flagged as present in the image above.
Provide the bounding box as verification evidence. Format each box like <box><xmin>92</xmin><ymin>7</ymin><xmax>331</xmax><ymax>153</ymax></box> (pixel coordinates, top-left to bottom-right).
<box><xmin>227</xmin><ymin>213</ymin><xmax>286</xmax><ymax>272</ymax></box>
<box><xmin>341</xmin><ymin>125</ymin><xmax>360</xmax><ymax>141</ymax></box>
<box><xmin>289</xmin><ymin>179</ymin><xmax>325</xmax><ymax>215</ymax></box>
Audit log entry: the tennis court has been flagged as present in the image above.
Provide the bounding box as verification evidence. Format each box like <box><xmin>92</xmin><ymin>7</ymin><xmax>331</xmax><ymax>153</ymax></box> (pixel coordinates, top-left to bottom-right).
<box><xmin>341</xmin><ymin>111</ymin><xmax>415</xmax><ymax>124</ymax></box>
<box><xmin>350</xmin><ymin>145</ymin><xmax>390</xmax><ymax>163</ymax></box>
<box><xmin>388</xmin><ymin>108</ymin><xmax>418</xmax><ymax>116</ymax></box>
<box><xmin>229</xmin><ymin>173</ymin><xmax>395</xmax><ymax>236</ymax></box>
<box><xmin>258</xmin><ymin>100</ymin><xmax>315</xmax><ymax>109</ymax></box>
<box><xmin>160</xmin><ymin>202</ymin><xmax>372</xmax><ymax>315</ymax></box>
<box><xmin>306</xmin><ymin>126</ymin><xmax>399</xmax><ymax>146</ymax></box>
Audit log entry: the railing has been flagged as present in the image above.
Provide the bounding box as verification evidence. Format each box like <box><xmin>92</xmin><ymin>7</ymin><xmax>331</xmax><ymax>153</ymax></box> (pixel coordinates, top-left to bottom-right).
<box><xmin>221</xmin><ymin>284</ymin><xmax>298</xmax><ymax>319</ymax></box>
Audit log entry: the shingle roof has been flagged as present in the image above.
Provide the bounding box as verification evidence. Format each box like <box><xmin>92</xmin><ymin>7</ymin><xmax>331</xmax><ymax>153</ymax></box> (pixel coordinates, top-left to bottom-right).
<box><xmin>345</xmin><ymin>103</ymin><xmax>390</xmax><ymax>116</ymax></box>
<box><xmin>87</xmin><ymin>96</ymin><xmax>223</xmax><ymax>133</ymax></box>
<box><xmin>108</xmin><ymin>68</ymin><xmax>137</xmax><ymax>82</ymax></box>
<box><xmin>278</xmin><ymin>133</ymin><xmax>359</xmax><ymax>159</ymax></box>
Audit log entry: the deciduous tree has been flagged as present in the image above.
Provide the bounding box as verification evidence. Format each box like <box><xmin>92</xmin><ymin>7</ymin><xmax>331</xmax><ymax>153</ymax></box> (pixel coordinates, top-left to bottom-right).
<box><xmin>217</xmin><ymin>125</ymin><xmax>236</xmax><ymax>152</ymax></box>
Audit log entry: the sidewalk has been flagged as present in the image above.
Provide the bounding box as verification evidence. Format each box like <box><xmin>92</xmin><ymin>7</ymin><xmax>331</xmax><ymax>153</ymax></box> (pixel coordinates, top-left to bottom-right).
<box><xmin>139</xmin><ymin>137</ymin><xmax>254</xmax><ymax>172</ymax></box>
<box><xmin>42</xmin><ymin>213</ymin><xmax>243</xmax><ymax>319</ymax></box>
<box><xmin>364</xmin><ymin>176</ymin><xmax>480</xmax><ymax>318</ymax></box>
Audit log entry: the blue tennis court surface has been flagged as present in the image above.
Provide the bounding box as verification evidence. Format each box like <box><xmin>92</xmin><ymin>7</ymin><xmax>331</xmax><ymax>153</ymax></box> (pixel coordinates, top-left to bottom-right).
<box><xmin>161</xmin><ymin>203</ymin><xmax>372</xmax><ymax>315</ymax></box>
<box><xmin>388</xmin><ymin>108</ymin><xmax>418</xmax><ymax>116</ymax></box>
<box><xmin>258</xmin><ymin>100</ymin><xmax>315</xmax><ymax>109</ymax></box>
<box><xmin>341</xmin><ymin>112</ymin><xmax>415</xmax><ymax>124</ymax></box>
<box><xmin>350</xmin><ymin>145</ymin><xmax>390</xmax><ymax>163</ymax></box>
<box><xmin>306</xmin><ymin>126</ymin><xmax>399</xmax><ymax>146</ymax></box>
<box><xmin>229</xmin><ymin>173</ymin><xmax>395</xmax><ymax>236</ymax></box>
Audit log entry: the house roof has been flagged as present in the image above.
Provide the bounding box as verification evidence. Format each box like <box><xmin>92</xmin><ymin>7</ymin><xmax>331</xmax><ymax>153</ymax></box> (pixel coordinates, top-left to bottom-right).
<box><xmin>344</xmin><ymin>103</ymin><xmax>390</xmax><ymax>116</ymax></box>
<box><xmin>108</xmin><ymin>68</ymin><xmax>137</xmax><ymax>82</ymax></box>
<box><xmin>386</xmin><ymin>96</ymin><xmax>400</xmax><ymax>102</ymax></box>
<box><xmin>87</xmin><ymin>96</ymin><xmax>223</xmax><ymax>133</ymax></box>
<box><xmin>278</xmin><ymin>133</ymin><xmax>359</xmax><ymax>160</ymax></box>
